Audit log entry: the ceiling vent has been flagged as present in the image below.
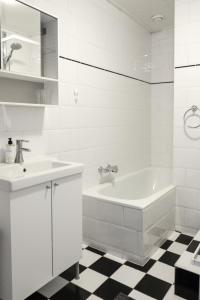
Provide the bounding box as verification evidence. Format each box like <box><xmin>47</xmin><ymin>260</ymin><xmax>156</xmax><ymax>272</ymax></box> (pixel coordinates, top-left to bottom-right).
<box><xmin>151</xmin><ymin>14</ymin><xmax>164</xmax><ymax>22</ymax></box>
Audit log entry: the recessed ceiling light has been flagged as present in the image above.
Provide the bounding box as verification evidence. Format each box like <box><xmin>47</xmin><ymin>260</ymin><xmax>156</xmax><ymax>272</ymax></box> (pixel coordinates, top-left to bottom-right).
<box><xmin>151</xmin><ymin>14</ymin><xmax>164</xmax><ymax>22</ymax></box>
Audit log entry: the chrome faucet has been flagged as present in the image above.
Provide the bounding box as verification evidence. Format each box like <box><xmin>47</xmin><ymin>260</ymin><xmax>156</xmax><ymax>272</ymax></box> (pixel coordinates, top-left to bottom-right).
<box><xmin>15</xmin><ymin>140</ymin><xmax>31</xmax><ymax>164</ymax></box>
<box><xmin>98</xmin><ymin>164</ymin><xmax>119</xmax><ymax>175</ymax></box>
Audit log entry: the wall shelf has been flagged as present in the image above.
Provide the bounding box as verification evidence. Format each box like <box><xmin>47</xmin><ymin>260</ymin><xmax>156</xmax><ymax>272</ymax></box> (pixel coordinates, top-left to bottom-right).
<box><xmin>0</xmin><ymin>102</ymin><xmax>57</xmax><ymax>108</ymax></box>
<box><xmin>0</xmin><ymin>70</ymin><xmax>58</xmax><ymax>83</ymax></box>
<box><xmin>0</xmin><ymin>102</ymin><xmax>43</xmax><ymax>108</ymax></box>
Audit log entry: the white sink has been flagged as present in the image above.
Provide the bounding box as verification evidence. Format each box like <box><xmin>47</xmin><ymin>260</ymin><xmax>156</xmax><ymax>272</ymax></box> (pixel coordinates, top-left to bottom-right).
<box><xmin>0</xmin><ymin>159</ymin><xmax>84</xmax><ymax>191</ymax></box>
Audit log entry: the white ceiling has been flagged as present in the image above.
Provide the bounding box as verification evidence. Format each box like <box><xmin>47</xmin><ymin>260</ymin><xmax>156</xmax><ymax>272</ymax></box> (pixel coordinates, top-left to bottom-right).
<box><xmin>107</xmin><ymin>0</ymin><xmax>174</xmax><ymax>33</ymax></box>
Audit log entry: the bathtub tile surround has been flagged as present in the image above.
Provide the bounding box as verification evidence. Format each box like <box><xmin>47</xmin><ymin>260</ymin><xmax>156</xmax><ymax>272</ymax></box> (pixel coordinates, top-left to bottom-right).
<box><xmin>174</xmin><ymin>0</ymin><xmax>200</xmax><ymax>234</ymax></box>
<box><xmin>26</xmin><ymin>231</ymin><xmax>190</xmax><ymax>300</ymax></box>
<box><xmin>83</xmin><ymin>168</ymin><xmax>176</xmax><ymax>265</ymax></box>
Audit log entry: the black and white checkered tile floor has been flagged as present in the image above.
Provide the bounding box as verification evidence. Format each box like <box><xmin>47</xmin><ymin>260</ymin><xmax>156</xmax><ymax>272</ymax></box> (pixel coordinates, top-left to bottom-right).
<box><xmin>26</xmin><ymin>231</ymin><xmax>198</xmax><ymax>300</ymax></box>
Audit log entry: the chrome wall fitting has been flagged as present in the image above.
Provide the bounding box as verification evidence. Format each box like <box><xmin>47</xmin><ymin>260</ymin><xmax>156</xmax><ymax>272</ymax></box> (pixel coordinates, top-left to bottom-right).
<box><xmin>183</xmin><ymin>105</ymin><xmax>200</xmax><ymax>129</ymax></box>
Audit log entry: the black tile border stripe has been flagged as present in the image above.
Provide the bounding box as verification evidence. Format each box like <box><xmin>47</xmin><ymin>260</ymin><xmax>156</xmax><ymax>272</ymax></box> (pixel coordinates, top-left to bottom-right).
<box><xmin>151</xmin><ymin>81</ymin><xmax>174</xmax><ymax>84</ymax></box>
<box><xmin>59</xmin><ymin>56</ymin><xmax>150</xmax><ymax>84</ymax></box>
<box><xmin>59</xmin><ymin>56</ymin><xmax>174</xmax><ymax>85</ymax></box>
<box><xmin>175</xmin><ymin>64</ymin><xmax>200</xmax><ymax>69</ymax></box>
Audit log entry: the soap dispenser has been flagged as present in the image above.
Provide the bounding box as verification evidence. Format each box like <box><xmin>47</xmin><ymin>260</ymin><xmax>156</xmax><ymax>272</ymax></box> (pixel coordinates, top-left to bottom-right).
<box><xmin>5</xmin><ymin>138</ymin><xmax>15</xmax><ymax>164</ymax></box>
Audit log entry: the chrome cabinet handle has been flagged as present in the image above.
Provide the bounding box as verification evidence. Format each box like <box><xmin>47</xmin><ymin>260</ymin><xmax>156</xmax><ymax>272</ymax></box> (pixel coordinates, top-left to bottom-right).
<box><xmin>46</xmin><ymin>185</ymin><xmax>51</xmax><ymax>190</ymax></box>
<box><xmin>54</xmin><ymin>183</ymin><xmax>59</xmax><ymax>187</ymax></box>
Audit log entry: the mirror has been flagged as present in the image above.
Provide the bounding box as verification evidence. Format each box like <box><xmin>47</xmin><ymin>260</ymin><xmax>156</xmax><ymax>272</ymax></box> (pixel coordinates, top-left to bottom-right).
<box><xmin>0</xmin><ymin>0</ymin><xmax>58</xmax><ymax>80</ymax></box>
<box><xmin>41</xmin><ymin>12</ymin><xmax>58</xmax><ymax>79</ymax></box>
<box><xmin>0</xmin><ymin>0</ymin><xmax>41</xmax><ymax>76</ymax></box>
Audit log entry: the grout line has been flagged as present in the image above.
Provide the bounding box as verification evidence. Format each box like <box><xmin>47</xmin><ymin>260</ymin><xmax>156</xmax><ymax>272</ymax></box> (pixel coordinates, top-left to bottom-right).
<box><xmin>59</xmin><ymin>56</ymin><xmax>173</xmax><ymax>85</ymax></box>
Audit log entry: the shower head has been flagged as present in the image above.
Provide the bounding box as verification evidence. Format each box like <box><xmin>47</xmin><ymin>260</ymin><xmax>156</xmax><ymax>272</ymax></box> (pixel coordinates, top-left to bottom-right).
<box><xmin>10</xmin><ymin>42</ymin><xmax>22</xmax><ymax>51</ymax></box>
<box><xmin>3</xmin><ymin>42</ymin><xmax>22</xmax><ymax>69</ymax></box>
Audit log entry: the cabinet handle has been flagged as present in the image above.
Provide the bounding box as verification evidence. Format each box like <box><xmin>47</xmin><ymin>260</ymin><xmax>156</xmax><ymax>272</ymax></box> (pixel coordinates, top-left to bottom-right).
<box><xmin>54</xmin><ymin>183</ymin><xmax>59</xmax><ymax>187</ymax></box>
<box><xmin>46</xmin><ymin>185</ymin><xmax>51</xmax><ymax>190</ymax></box>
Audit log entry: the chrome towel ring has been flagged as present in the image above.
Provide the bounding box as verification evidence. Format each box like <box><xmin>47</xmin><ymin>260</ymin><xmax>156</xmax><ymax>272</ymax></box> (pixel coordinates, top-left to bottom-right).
<box><xmin>184</xmin><ymin>105</ymin><xmax>200</xmax><ymax>128</ymax></box>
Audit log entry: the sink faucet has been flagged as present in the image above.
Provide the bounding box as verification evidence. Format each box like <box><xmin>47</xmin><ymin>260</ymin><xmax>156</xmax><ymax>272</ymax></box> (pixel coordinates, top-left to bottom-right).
<box><xmin>15</xmin><ymin>140</ymin><xmax>31</xmax><ymax>164</ymax></box>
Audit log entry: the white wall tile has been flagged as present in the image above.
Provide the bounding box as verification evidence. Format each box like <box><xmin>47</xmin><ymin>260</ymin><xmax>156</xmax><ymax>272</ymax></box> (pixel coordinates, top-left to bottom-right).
<box><xmin>150</xmin><ymin>28</ymin><xmax>174</xmax><ymax>169</ymax></box>
<box><xmin>151</xmin><ymin>29</ymin><xmax>174</xmax><ymax>83</ymax></box>
<box><xmin>144</xmin><ymin>190</ymin><xmax>175</xmax><ymax>231</ymax></box>
<box><xmin>176</xmin><ymin>187</ymin><xmax>200</xmax><ymax>210</ymax></box>
<box><xmin>83</xmin><ymin>196</ymin><xmax>124</xmax><ymax>226</ymax></box>
<box><xmin>124</xmin><ymin>208</ymin><xmax>143</xmax><ymax>231</ymax></box>
<box><xmin>173</xmin><ymin>168</ymin><xmax>186</xmax><ymax>186</ymax></box>
<box><xmin>175</xmin><ymin>0</ymin><xmax>200</xmax><ymax>66</ymax></box>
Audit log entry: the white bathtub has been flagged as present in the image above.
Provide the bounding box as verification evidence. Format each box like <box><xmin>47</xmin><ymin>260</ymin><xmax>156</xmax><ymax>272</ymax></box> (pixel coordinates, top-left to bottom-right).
<box><xmin>83</xmin><ymin>168</ymin><xmax>176</xmax><ymax>265</ymax></box>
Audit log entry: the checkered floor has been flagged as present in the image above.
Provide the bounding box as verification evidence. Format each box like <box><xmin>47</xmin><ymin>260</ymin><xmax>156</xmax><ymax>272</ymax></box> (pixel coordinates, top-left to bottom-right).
<box><xmin>26</xmin><ymin>231</ymin><xmax>198</xmax><ymax>300</ymax></box>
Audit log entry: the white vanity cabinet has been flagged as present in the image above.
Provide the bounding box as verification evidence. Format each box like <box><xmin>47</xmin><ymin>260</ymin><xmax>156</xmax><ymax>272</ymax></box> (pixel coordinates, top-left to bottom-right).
<box><xmin>11</xmin><ymin>182</ymin><xmax>53</xmax><ymax>300</ymax></box>
<box><xmin>52</xmin><ymin>176</ymin><xmax>82</xmax><ymax>277</ymax></box>
<box><xmin>0</xmin><ymin>172</ymin><xmax>82</xmax><ymax>300</ymax></box>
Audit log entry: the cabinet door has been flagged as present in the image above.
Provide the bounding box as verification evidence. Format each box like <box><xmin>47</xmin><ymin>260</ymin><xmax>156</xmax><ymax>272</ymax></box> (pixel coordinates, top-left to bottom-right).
<box><xmin>52</xmin><ymin>174</ymin><xmax>82</xmax><ymax>277</ymax></box>
<box><xmin>10</xmin><ymin>182</ymin><xmax>52</xmax><ymax>300</ymax></box>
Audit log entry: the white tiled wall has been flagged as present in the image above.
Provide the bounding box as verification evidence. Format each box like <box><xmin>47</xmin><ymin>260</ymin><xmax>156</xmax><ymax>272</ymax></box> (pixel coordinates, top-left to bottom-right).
<box><xmin>174</xmin><ymin>0</ymin><xmax>200</xmax><ymax>234</ymax></box>
<box><xmin>0</xmin><ymin>0</ymin><xmax>151</xmax><ymax>189</ymax></box>
<box><xmin>59</xmin><ymin>0</ymin><xmax>152</xmax><ymax>82</ymax></box>
<box><xmin>151</xmin><ymin>29</ymin><xmax>174</xmax><ymax>168</ymax></box>
<box><xmin>175</xmin><ymin>0</ymin><xmax>200</xmax><ymax>66</ymax></box>
<box><xmin>151</xmin><ymin>29</ymin><xmax>174</xmax><ymax>84</ymax></box>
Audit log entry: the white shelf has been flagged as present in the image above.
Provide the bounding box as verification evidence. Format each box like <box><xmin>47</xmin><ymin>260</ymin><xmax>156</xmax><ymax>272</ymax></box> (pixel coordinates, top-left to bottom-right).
<box><xmin>0</xmin><ymin>70</ymin><xmax>58</xmax><ymax>83</ymax></box>
<box><xmin>0</xmin><ymin>102</ymin><xmax>57</xmax><ymax>108</ymax></box>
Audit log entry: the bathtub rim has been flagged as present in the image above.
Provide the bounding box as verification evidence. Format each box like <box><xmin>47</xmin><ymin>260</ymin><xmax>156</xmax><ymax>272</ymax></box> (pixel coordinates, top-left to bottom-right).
<box><xmin>83</xmin><ymin>168</ymin><xmax>176</xmax><ymax>210</ymax></box>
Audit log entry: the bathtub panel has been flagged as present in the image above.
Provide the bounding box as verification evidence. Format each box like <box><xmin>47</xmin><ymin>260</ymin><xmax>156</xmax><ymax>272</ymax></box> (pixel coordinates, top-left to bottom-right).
<box><xmin>83</xmin><ymin>216</ymin><xmax>97</xmax><ymax>241</ymax></box>
<box><xmin>83</xmin><ymin>196</ymin><xmax>124</xmax><ymax>226</ymax></box>
<box><xmin>83</xmin><ymin>196</ymin><xmax>97</xmax><ymax>218</ymax></box>
<box><xmin>143</xmin><ymin>189</ymin><xmax>176</xmax><ymax>230</ymax></box>
<box><xmin>144</xmin><ymin>209</ymin><xmax>175</xmax><ymax>257</ymax></box>
<box><xmin>118</xmin><ymin>227</ymin><xmax>140</xmax><ymax>255</ymax></box>
<box><xmin>96</xmin><ymin>200</ymin><xmax>124</xmax><ymax>226</ymax></box>
<box><xmin>96</xmin><ymin>221</ymin><xmax>140</xmax><ymax>255</ymax></box>
<box><xmin>83</xmin><ymin>216</ymin><xmax>141</xmax><ymax>256</ymax></box>
<box><xmin>124</xmin><ymin>207</ymin><xmax>143</xmax><ymax>231</ymax></box>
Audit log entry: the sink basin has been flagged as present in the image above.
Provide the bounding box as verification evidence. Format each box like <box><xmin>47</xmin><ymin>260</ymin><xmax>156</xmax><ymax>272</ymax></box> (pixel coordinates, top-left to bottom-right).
<box><xmin>0</xmin><ymin>159</ymin><xmax>83</xmax><ymax>191</ymax></box>
<box><xmin>0</xmin><ymin>161</ymin><xmax>70</xmax><ymax>178</ymax></box>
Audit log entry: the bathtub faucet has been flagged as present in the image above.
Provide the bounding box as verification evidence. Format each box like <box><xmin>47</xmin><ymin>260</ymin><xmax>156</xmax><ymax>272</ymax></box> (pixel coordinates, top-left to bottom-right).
<box><xmin>98</xmin><ymin>164</ymin><xmax>119</xmax><ymax>175</ymax></box>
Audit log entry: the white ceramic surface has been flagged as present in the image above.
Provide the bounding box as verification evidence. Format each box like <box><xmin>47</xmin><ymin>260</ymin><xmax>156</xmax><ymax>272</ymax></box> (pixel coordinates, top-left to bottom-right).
<box><xmin>0</xmin><ymin>158</ymin><xmax>83</xmax><ymax>191</ymax></box>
